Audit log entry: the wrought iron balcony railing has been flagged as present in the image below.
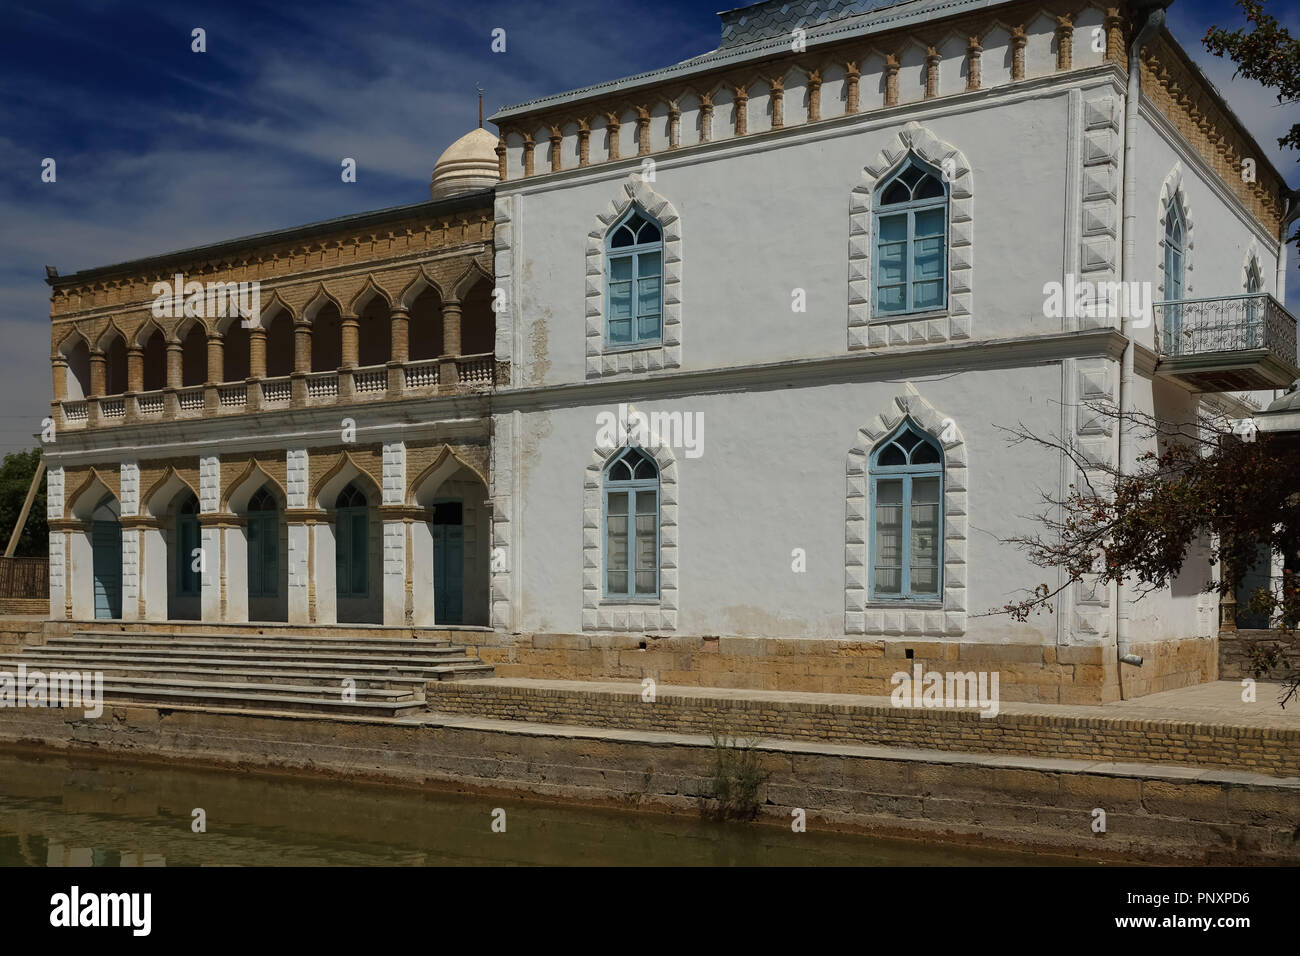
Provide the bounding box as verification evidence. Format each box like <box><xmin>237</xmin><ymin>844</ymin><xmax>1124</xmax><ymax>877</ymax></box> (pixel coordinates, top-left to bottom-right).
<box><xmin>1153</xmin><ymin>293</ymin><xmax>1299</xmax><ymax>392</ymax></box>
<box><xmin>1155</xmin><ymin>293</ymin><xmax>1297</xmax><ymax>363</ymax></box>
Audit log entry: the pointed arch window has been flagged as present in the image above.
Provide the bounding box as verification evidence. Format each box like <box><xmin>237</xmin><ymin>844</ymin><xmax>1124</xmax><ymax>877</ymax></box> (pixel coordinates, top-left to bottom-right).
<box><xmin>874</xmin><ymin>156</ymin><xmax>948</xmax><ymax>316</ymax></box>
<box><xmin>176</xmin><ymin>493</ymin><xmax>200</xmax><ymax>597</ymax></box>
<box><xmin>870</xmin><ymin>420</ymin><xmax>943</xmax><ymax>601</ymax></box>
<box><xmin>247</xmin><ymin>486</ymin><xmax>278</xmax><ymax>599</ymax></box>
<box><xmin>335</xmin><ymin>482</ymin><xmax>369</xmax><ymax>598</ymax></box>
<box><xmin>606</xmin><ymin>207</ymin><xmax>663</xmax><ymax>348</ymax></box>
<box><xmin>603</xmin><ymin>447</ymin><xmax>659</xmax><ymax>598</ymax></box>
<box><xmin>1164</xmin><ymin>198</ymin><xmax>1187</xmax><ymax>301</ymax></box>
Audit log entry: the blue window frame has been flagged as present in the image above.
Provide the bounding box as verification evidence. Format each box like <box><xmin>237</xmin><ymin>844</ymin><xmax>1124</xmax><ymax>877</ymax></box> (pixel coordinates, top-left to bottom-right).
<box><xmin>874</xmin><ymin>155</ymin><xmax>948</xmax><ymax>316</ymax></box>
<box><xmin>334</xmin><ymin>482</ymin><xmax>369</xmax><ymax>599</ymax></box>
<box><xmin>246</xmin><ymin>486</ymin><xmax>278</xmax><ymax>599</ymax></box>
<box><xmin>176</xmin><ymin>493</ymin><xmax>200</xmax><ymax>597</ymax></box>
<box><xmin>1164</xmin><ymin>198</ymin><xmax>1186</xmax><ymax>301</ymax></box>
<box><xmin>606</xmin><ymin>206</ymin><xmax>663</xmax><ymax>349</ymax></box>
<box><xmin>602</xmin><ymin>447</ymin><xmax>659</xmax><ymax>598</ymax></box>
<box><xmin>869</xmin><ymin>419</ymin><xmax>943</xmax><ymax>601</ymax></box>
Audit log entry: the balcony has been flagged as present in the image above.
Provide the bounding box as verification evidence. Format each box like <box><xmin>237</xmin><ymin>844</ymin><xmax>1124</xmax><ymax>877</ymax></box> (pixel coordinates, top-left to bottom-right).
<box><xmin>1154</xmin><ymin>293</ymin><xmax>1300</xmax><ymax>392</ymax></box>
<box><xmin>55</xmin><ymin>353</ymin><xmax>508</xmax><ymax>431</ymax></box>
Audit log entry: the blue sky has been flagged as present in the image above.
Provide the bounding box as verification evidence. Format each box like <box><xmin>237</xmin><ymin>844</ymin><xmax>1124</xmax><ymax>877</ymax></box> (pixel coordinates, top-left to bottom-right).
<box><xmin>0</xmin><ymin>0</ymin><xmax>1295</xmax><ymax>455</ymax></box>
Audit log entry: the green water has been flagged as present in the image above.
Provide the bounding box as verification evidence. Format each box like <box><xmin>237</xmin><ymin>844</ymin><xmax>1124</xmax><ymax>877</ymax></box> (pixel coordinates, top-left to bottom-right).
<box><xmin>0</xmin><ymin>749</ymin><xmax>1094</xmax><ymax>866</ymax></box>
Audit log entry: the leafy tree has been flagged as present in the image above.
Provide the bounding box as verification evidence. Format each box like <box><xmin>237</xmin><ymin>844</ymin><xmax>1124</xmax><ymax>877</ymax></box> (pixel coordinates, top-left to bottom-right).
<box><xmin>0</xmin><ymin>448</ymin><xmax>47</xmax><ymax>558</ymax></box>
<box><xmin>997</xmin><ymin>402</ymin><xmax>1300</xmax><ymax>705</ymax></box>
<box><xmin>1204</xmin><ymin>1</ymin><xmax>1300</xmax><ymax>257</ymax></box>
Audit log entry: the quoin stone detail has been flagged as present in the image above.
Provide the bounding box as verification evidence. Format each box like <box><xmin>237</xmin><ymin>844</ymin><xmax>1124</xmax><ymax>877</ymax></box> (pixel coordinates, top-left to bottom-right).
<box><xmin>582</xmin><ymin>407</ymin><xmax>678</xmax><ymax>632</ymax></box>
<box><xmin>848</xmin><ymin>121</ymin><xmax>973</xmax><ymax>350</ymax></box>
<box><xmin>845</xmin><ymin>385</ymin><xmax>967</xmax><ymax>637</ymax></box>
<box><xmin>585</xmin><ymin>174</ymin><xmax>682</xmax><ymax>378</ymax></box>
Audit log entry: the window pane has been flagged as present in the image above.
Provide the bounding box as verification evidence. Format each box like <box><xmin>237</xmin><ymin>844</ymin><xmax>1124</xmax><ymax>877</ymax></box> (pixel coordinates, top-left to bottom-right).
<box><xmin>637</xmin><ymin>276</ymin><xmax>661</xmax><ymax>318</ymax></box>
<box><xmin>610</xmin><ymin>256</ymin><xmax>633</xmax><ymax>281</ymax></box>
<box><xmin>634</xmin><ymin>570</ymin><xmax>657</xmax><ymax>595</ymax></box>
<box><xmin>611</xmin><ymin>225</ymin><xmax>635</xmax><ymax>248</ymax></box>
<box><xmin>878</xmin><ymin>244</ymin><xmax>906</xmax><ymax>284</ymax></box>
<box><xmin>913</xmin><ymin>280</ymin><xmax>944</xmax><ymax>311</ymax></box>
<box><xmin>878</xmin><ymin>443</ymin><xmax>906</xmax><ymax>466</ymax></box>
<box><xmin>914</xmin><ymin>175</ymin><xmax>944</xmax><ymax>200</ymax></box>
<box><xmin>876</xmin><ymin>284</ymin><xmax>905</xmax><ymax>313</ymax></box>
<box><xmin>634</xmin><ymin>515</ymin><xmax>656</xmax><ymax>571</ymax></box>
<box><xmin>609</xmin><ymin>280</ymin><xmax>632</xmax><ymax>319</ymax></box>
<box><xmin>637</xmin><ymin>313</ymin><xmax>661</xmax><ymax>341</ymax></box>
<box><xmin>912</xmin><ymin>236</ymin><xmax>943</xmax><ymax>279</ymax></box>
<box><xmin>911</xmin><ymin>476</ymin><xmax>940</xmax><ymax>592</ymax></box>
<box><xmin>912</xmin><ymin>441</ymin><xmax>941</xmax><ymax>464</ymax></box>
<box><xmin>606</xmin><ymin>512</ymin><xmax>629</xmax><ymax>572</ymax></box>
<box><xmin>351</xmin><ymin>514</ymin><xmax>367</xmax><ymax>593</ymax></box>
<box><xmin>874</xmin><ymin>478</ymin><xmax>904</xmax><ymax>590</ymax></box>
<box><xmin>880</xmin><ymin>181</ymin><xmax>910</xmax><ymax>205</ymax></box>
<box><xmin>638</xmin><ymin>221</ymin><xmax>661</xmax><ymax>244</ymax></box>
<box><xmin>637</xmin><ymin>250</ymin><xmax>661</xmax><ymax>276</ymax></box>
<box><xmin>608</xmin><ymin>317</ymin><xmax>633</xmax><ymax>343</ymax></box>
<box><xmin>878</xmin><ymin>215</ymin><xmax>907</xmax><ymax>243</ymax></box>
<box><xmin>913</xmin><ymin>208</ymin><xmax>945</xmax><ymax>238</ymax></box>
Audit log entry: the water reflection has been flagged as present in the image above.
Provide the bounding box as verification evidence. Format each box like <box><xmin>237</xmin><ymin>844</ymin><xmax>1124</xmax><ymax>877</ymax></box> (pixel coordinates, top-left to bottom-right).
<box><xmin>0</xmin><ymin>749</ymin><xmax>1090</xmax><ymax>867</ymax></box>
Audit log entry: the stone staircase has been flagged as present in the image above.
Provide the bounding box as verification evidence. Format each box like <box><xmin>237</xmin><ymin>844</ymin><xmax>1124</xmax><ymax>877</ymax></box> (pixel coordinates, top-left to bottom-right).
<box><xmin>0</xmin><ymin>629</ymin><xmax>493</xmax><ymax>717</ymax></box>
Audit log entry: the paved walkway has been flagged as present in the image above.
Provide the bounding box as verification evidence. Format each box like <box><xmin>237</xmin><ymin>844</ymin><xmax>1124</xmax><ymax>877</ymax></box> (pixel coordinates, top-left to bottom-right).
<box><xmin>473</xmin><ymin>677</ymin><xmax>1300</xmax><ymax>731</ymax></box>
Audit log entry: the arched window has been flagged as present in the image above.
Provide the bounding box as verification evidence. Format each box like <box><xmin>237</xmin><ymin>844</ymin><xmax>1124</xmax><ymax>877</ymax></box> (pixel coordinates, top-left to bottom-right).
<box><xmin>870</xmin><ymin>419</ymin><xmax>943</xmax><ymax>601</ymax></box>
<box><xmin>874</xmin><ymin>156</ymin><xmax>948</xmax><ymax>316</ymax></box>
<box><xmin>1164</xmin><ymin>198</ymin><xmax>1187</xmax><ymax>301</ymax></box>
<box><xmin>1246</xmin><ymin>258</ymin><xmax>1262</xmax><ymax>295</ymax></box>
<box><xmin>606</xmin><ymin>207</ymin><xmax>662</xmax><ymax>348</ymax></box>
<box><xmin>176</xmin><ymin>493</ymin><xmax>200</xmax><ymax>597</ymax></box>
<box><xmin>603</xmin><ymin>447</ymin><xmax>659</xmax><ymax>598</ymax></box>
<box><xmin>334</xmin><ymin>482</ymin><xmax>368</xmax><ymax>598</ymax></box>
<box><xmin>247</xmin><ymin>486</ymin><xmax>278</xmax><ymax>599</ymax></box>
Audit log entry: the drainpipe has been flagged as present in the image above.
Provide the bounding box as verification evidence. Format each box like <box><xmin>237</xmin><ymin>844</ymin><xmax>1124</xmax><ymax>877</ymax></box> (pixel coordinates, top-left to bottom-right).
<box><xmin>1115</xmin><ymin>1</ymin><xmax>1169</xmax><ymax>687</ymax></box>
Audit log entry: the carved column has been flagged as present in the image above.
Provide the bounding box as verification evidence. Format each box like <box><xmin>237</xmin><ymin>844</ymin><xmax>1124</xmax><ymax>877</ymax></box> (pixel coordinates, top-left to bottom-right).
<box><xmin>769</xmin><ymin>78</ymin><xmax>784</xmax><ymax>129</ymax></box>
<box><xmin>578</xmin><ymin>120</ymin><xmax>591</xmax><ymax>166</ymax></box>
<box><xmin>845</xmin><ymin>63</ymin><xmax>862</xmax><ymax>113</ymax></box>
<box><xmin>699</xmin><ymin>94</ymin><xmax>713</xmax><ymax>143</ymax></box>
<box><xmin>1055</xmin><ymin>15</ymin><xmax>1074</xmax><ymax>70</ymax></box>
<box><xmin>495</xmin><ymin>138</ymin><xmax>507</xmax><ymax>181</ymax></box>
<box><xmin>1104</xmin><ymin>8</ymin><xmax>1124</xmax><ymax>65</ymax></box>
<box><xmin>51</xmin><ymin>357</ymin><xmax>67</xmax><ymax>402</ymax></box>
<box><xmin>807</xmin><ymin>69</ymin><xmax>822</xmax><ymax>122</ymax></box>
<box><xmin>667</xmin><ymin>102</ymin><xmax>680</xmax><ymax>148</ymax></box>
<box><xmin>966</xmin><ymin>37</ymin><xmax>982</xmax><ymax>91</ymax></box>
<box><xmin>884</xmin><ymin>56</ymin><xmax>899</xmax><ymax>107</ymax></box>
<box><xmin>441</xmin><ymin>299</ymin><xmax>462</xmax><ymax>386</ymax></box>
<box><xmin>126</xmin><ymin>345</ymin><xmax>144</xmax><ymax>393</ymax></box>
<box><xmin>249</xmin><ymin>327</ymin><xmax>267</xmax><ymax>379</ymax></box>
<box><xmin>388</xmin><ymin>306</ymin><xmax>409</xmax><ymax>395</ymax></box>
<box><xmin>164</xmin><ymin>340</ymin><xmax>182</xmax><ymax>414</ymax></box>
<box><xmin>605</xmin><ymin>114</ymin><xmax>621</xmax><ymax>161</ymax></box>
<box><xmin>636</xmin><ymin>106</ymin><xmax>651</xmax><ymax>155</ymax></box>
<box><xmin>291</xmin><ymin>319</ymin><xmax>311</xmax><ymax>407</ymax></box>
<box><xmin>205</xmin><ymin>332</ymin><xmax>223</xmax><ymax>413</ymax></box>
<box><xmin>549</xmin><ymin>126</ymin><xmax>563</xmax><ymax>171</ymax></box>
<box><xmin>89</xmin><ymin>349</ymin><xmax>106</xmax><ymax>396</ymax></box>
<box><xmin>340</xmin><ymin>314</ymin><xmax>359</xmax><ymax>368</ymax></box>
<box><xmin>521</xmin><ymin>133</ymin><xmax>535</xmax><ymax>176</ymax></box>
<box><xmin>732</xmin><ymin>85</ymin><xmax>748</xmax><ymax>136</ymax></box>
<box><xmin>925</xmin><ymin>47</ymin><xmax>941</xmax><ymax>98</ymax></box>
<box><xmin>1010</xmin><ymin>26</ymin><xmax>1027</xmax><ymax>80</ymax></box>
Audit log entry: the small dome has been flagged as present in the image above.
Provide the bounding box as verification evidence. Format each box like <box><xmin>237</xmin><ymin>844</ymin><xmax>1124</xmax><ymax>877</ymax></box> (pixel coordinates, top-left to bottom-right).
<box><xmin>430</xmin><ymin>128</ymin><xmax>499</xmax><ymax>199</ymax></box>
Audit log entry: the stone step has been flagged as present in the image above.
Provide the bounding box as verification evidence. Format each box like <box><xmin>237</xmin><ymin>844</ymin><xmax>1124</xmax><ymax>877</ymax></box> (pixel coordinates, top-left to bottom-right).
<box><xmin>48</xmin><ymin>635</ymin><xmax>467</xmax><ymax>656</ymax></box>
<box><xmin>15</xmin><ymin>646</ymin><xmax>472</xmax><ymax>668</ymax></box>
<box><xmin>62</xmin><ymin>630</ymin><xmax>464</xmax><ymax>650</ymax></box>
<box><xmin>0</xmin><ymin>651</ymin><xmax>484</xmax><ymax>676</ymax></box>
<box><xmin>95</xmin><ymin>684</ymin><xmax>428</xmax><ymax>717</ymax></box>
<box><xmin>92</xmin><ymin>675</ymin><xmax>422</xmax><ymax>702</ymax></box>
<box><xmin>0</xmin><ymin>656</ymin><xmax>431</xmax><ymax>689</ymax></box>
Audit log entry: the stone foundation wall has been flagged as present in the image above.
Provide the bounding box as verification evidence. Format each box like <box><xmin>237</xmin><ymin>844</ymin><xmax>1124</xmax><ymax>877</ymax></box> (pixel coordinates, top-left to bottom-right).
<box><xmin>467</xmin><ymin>632</ymin><xmax>1218</xmax><ymax>706</ymax></box>
<box><xmin>1219</xmin><ymin>629</ymin><xmax>1297</xmax><ymax>681</ymax></box>
<box><xmin>427</xmin><ymin>679</ymin><xmax>1298</xmax><ymax>778</ymax></box>
<box><xmin>0</xmin><ymin>704</ymin><xmax>1294</xmax><ymax>863</ymax></box>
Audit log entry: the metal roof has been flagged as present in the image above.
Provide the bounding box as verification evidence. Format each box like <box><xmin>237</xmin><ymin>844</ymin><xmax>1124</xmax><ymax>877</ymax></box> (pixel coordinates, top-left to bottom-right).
<box><xmin>49</xmin><ymin>188</ymin><xmax>494</xmax><ymax>288</ymax></box>
<box><xmin>489</xmin><ymin>0</ymin><xmax>1003</xmax><ymax>123</ymax></box>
